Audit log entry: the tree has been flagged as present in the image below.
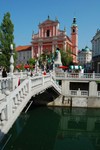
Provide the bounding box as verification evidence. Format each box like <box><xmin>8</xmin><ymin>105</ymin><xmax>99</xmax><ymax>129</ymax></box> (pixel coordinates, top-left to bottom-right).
<box><xmin>0</xmin><ymin>12</ymin><xmax>17</xmax><ymax>71</ymax></box>
<box><xmin>28</xmin><ymin>58</ymin><xmax>35</xmax><ymax>65</ymax></box>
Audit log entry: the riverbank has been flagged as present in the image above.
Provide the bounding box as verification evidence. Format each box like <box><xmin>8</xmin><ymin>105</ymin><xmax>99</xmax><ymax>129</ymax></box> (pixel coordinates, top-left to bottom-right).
<box><xmin>30</xmin><ymin>87</ymin><xmax>100</xmax><ymax>108</ymax></box>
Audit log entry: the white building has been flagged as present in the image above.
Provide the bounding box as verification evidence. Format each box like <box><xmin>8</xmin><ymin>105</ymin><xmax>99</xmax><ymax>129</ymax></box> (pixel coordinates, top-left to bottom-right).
<box><xmin>16</xmin><ymin>45</ymin><xmax>31</xmax><ymax>64</ymax></box>
<box><xmin>91</xmin><ymin>29</ymin><xmax>100</xmax><ymax>72</ymax></box>
<box><xmin>78</xmin><ymin>46</ymin><xmax>92</xmax><ymax>71</ymax></box>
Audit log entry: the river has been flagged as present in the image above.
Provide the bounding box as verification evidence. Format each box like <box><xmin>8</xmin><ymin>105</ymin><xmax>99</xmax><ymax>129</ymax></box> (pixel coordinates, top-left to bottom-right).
<box><xmin>0</xmin><ymin>106</ymin><xmax>100</xmax><ymax>150</ymax></box>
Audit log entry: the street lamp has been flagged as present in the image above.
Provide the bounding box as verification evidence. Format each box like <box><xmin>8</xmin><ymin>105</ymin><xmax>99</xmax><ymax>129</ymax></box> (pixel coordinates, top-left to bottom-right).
<box><xmin>10</xmin><ymin>44</ymin><xmax>14</xmax><ymax>76</ymax></box>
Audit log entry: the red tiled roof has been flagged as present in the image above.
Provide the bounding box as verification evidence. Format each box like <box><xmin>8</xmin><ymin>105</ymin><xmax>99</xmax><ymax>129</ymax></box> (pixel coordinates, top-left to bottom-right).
<box><xmin>16</xmin><ymin>45</ymin><xmax>31</xmax><ymax>51</ymax></box>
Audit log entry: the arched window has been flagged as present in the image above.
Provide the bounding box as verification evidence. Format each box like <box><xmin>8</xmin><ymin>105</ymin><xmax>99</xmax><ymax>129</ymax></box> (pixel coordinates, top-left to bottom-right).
<box><xmin>47</xmin><ymin>30</ymin><xmax>50</xmax><ymax>37</ymax></box>
<box><xmin>73</xmin><ymin>29</ymin><xmax>75</xmax><ymax>33</ymax></box>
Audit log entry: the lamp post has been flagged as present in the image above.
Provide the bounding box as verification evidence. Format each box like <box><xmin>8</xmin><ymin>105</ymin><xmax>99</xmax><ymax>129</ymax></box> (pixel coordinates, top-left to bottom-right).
<box><xmin>10</xmin><ymin>44</ymin><xmax>14</xmax><ymax>76</ymax></box>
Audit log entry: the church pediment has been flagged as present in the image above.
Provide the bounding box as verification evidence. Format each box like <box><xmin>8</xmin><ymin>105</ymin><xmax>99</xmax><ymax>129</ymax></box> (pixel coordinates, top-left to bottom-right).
<box><xmin>39</xmin><ymin>19</ymin><xmax>59</xmax><ymax>26</ymax></box>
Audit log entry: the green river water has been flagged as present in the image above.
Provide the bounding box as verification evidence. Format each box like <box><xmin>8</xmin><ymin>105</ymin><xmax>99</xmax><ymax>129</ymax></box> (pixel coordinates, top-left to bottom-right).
<box><xmin>0</xmin><ymin>106</ymin><xmax>100</xmax><ymax>150</ymax></box>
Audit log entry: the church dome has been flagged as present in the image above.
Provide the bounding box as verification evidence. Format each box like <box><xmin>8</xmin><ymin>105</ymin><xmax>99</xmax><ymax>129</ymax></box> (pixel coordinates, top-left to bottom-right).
<box><xmin>84</xmin><ymin>46</ymin><xmax>90</xmax><ymax>51</ymax></box>
<box><xmin>82</xmin><ymin>46</ymin><xmax>90</xmax><ymax>52</ymax></box>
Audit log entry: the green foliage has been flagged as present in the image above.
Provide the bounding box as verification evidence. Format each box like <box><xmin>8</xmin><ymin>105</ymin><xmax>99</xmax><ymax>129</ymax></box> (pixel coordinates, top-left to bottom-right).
<box><xmin>28</xmin><ymin>58</ymin><xmax>35</xmax><ymax>65</ymax></box>
<box><xmin>0</xmin><ymin>12</ymin><xmax>17</xmax><ymax>71</ymax></box>
<box><xmin>60</xmin><ymin>49</ymin><xmax>73</xmax><ymax>66</ymax></box>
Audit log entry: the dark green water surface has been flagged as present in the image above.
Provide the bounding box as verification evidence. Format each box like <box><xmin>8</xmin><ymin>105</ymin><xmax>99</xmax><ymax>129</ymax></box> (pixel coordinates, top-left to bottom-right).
<box><xmin>1</xmin><ymin>106</ymin><xmax>100</xmax><ymax>150</ymax></box>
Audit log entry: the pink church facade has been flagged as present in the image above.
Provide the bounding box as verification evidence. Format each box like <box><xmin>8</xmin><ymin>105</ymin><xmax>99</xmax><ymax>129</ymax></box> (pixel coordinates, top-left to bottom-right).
<box><xmin>31</xmin><ymin>16</ymin><xmax>78</xmax><ymax>63</ymax></box>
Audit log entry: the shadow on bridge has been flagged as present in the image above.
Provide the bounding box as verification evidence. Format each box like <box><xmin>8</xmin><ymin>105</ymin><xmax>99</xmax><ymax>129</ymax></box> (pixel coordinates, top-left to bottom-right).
<box><xmin>23</xmin><ymin>87</ymin><xmax>60</xmax><ymax>112</ymax></box>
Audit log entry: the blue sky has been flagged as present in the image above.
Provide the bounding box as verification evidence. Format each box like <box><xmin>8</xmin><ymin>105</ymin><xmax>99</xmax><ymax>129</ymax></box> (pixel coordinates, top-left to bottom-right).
<box><xmin>0</xmin><ymin>0</ymin><xmax>100</xmax><ymax>50</ymax></box>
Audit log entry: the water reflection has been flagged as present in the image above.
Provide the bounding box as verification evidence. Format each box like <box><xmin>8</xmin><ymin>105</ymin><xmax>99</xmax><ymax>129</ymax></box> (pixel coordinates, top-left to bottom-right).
<box><xmin>1</xmin><ymin>107</ymin><xmax>100</xmax><ymax>150</ymax></box>
<box><xmin>51</xmin><ymin>107</ymin><xmax>100</xmax><ymax>150</ymax></box>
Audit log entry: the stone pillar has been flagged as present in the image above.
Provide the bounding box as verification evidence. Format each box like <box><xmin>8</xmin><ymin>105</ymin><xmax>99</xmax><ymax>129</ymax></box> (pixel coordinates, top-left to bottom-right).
<box><xmin>62</xmin><ymin>80</ymin><xmax>70</xmax><ymax>96</ymax></box>
<box><xmin>89</xmin><ymin>81</ymin><xmax>97</xmax><ymax>97</ymax></box>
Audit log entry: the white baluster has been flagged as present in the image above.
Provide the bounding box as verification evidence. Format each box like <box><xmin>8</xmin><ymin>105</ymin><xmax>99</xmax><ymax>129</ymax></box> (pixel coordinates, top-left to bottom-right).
<box><xmin>12</xmin><ymin>97</ymin><xmax>17</xmax><ymax>111</ymax></box>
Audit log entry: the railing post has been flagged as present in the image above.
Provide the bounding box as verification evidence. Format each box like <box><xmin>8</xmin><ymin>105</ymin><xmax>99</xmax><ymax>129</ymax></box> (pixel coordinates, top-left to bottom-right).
<box><xmin>89</xmin><ymin>81</ymin><xmax>97</xmax><ymax>97</ymax></box>
<box><xmin>79</xmin><ymin>73</ymin><xmax>81</xmax><ymax>78</ymax></box>
<box><xmin>93</xmin><ymin>71</ymin><xmax>95</xmax><ymax>79</ymax></box>
<box><xmin>42</xmin><ymin>75</ymin><xmax>44</xmax><ymax>85</ymax></box>
<box><xmin>20</xmin><ymin>70</ymin><xmax>23</xmax><ymax>78</ymax></box>
<box><xmin>77</xmin><ymin>88</ymin><xmax>81</xmax><ymax>96</ymax></box>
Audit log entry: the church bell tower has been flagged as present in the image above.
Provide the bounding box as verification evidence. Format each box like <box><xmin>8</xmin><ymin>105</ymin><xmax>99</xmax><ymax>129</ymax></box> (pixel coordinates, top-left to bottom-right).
<box><xmin>71</xmin><ymin>17</ymin><xmax>78</xmax><ymax>63</ymax></box>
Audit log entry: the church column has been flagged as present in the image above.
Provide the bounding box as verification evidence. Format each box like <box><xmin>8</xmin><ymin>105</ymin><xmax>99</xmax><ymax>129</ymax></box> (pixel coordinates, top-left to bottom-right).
<box><xmin>63</xmin><ymin>41</ymin><xmax>66</xmax><ymax>52</ymax></box>
<box><xmin>50</xmin><ymin>30</ymin><xmax>51</xmax><ymax>37</ymax></box>
<box><xmin>53</xmin><ymin>26</ymin><xmax>55</xmax><ymax>36</ymax></box>
<box><xmin>52</xmin><ymin>44</ymin><xmax>54</xmax><ymax>53</ymax></box>
<box><xmin>45</xmin><ymin>31</ymin><xmax>47</xmax><ymax>37</ymax></box>
<box><xmin>41</xmin><ymin>44</ymin><xmax>43</xmax><ymax>54</ymax></box>
<box><xmin>38</xmin><ymin>44</ymin><xmax>40</xmax><ymax>56</ymax></box>
<box><xmin>40</xmin><ymin>43</ymin><xmax>43</xmax><ymax>55</ymax></box>
<box><xmin>41</xmin><ymin>28</ymin><xmax>43</xmax><ymax>37</ymax></box>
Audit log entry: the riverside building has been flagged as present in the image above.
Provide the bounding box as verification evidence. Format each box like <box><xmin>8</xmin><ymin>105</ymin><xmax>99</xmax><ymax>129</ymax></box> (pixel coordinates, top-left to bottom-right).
<box><xmin>78</xmin><ymin>46</ymin><xmax>92</xmax><ymax>72</ymax></box>
<box><xmin>91</xmin><ymin>29</ymin><xmax>100</xmax><ymax>72</ymax></box>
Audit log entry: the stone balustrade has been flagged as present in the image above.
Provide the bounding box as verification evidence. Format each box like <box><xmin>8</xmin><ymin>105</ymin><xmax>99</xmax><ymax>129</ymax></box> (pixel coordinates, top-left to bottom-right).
<box><xmin>0</xmin><ymin>77</ymin><xmax>12</xmax><ymax>94</ymax></box>
<box><xmin>70</xmin><ymin>90</ymin><xmax>88</xmax><ymax>97</ymax></box>
<box><xmin>55</xmin><ymin>72</ymin><xmax>100</xmax><ymax>80</ymax></box>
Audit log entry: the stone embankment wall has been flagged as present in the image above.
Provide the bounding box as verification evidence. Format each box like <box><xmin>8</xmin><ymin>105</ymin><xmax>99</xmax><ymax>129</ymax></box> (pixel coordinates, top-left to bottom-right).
<box><xmin>30</xmin><ymin>87</ymin><xmax>100</xmax><ymax>108</ymax></box>
<box><xmin>48</xmin><ymin>95</ymin><xmax>100</xmax><ymax>108</ymax></box>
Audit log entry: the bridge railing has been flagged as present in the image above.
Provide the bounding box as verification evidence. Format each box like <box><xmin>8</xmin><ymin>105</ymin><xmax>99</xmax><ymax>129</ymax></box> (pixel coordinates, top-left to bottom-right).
<box><xmin>70</xmin><ymin>90</ymin><xmax>88</xmax><ymax>97</ymax></box>
<box><xmin>55</xmin><ymin>72</ymin><xmax>100</xmax><ymax>79</ymax></box>
<box><xmin>0</xmin><ymin>78</ymin><xmax>31</xmax><ymax>136</ymax></box>
<box><xmin>0</xmin><ymin>77</ymin><xmax>12</xmax><ymax>94</ymax></box>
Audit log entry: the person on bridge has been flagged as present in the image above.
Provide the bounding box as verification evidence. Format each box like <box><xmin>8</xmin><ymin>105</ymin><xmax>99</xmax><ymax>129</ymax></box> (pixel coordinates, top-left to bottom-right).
<box><xmin>2</xmin><ymin>68</ymin><xmax>7</xmax><ymax>78</ymax></box>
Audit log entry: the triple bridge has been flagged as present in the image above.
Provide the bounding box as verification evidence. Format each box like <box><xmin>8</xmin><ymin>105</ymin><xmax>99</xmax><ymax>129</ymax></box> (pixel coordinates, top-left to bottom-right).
<box><xmin>0</xmin><ymin>73</ymin><xmax>61</xmax><ymax>141</ymax></box>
